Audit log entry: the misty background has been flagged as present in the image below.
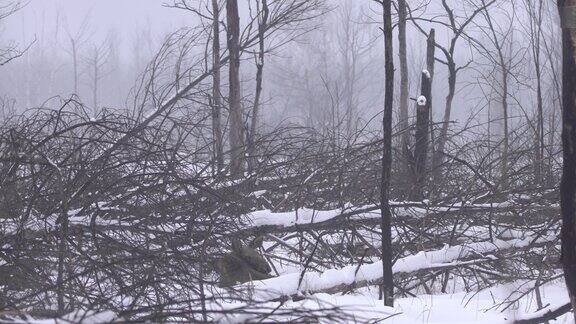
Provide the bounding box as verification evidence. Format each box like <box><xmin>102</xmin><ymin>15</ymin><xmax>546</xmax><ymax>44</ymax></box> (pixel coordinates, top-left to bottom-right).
<box><xmin>0</xmin><ymin>0</ymin><xmax>536</xmax><ymax>133</ymax></box>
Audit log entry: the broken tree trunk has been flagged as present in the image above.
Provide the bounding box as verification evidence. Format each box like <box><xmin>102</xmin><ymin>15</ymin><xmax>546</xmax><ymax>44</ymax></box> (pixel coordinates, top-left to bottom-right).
<box><xmin>413</xmin><ymin>71</ymin><xmax>432</xmax><ymax>200</ymax></box>
<box><xmin>411</xmin><ymin>30</ymin><xmax>435</xmax><ymax>201</ymax></box>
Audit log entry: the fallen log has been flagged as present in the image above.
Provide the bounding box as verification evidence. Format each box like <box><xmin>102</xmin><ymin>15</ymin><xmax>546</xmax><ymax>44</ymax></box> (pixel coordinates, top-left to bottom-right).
<box><xmin>239</xmin><ymin>232</ymin><xmax>558</xmax><ymax>301</ymax></box>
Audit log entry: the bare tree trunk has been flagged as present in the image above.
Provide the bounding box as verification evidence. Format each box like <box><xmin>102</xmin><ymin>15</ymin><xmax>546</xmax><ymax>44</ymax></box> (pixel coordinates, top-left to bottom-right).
<box><xmin>433</xmin><ymin>59</ymin><xmax>456</xmax><ymax>173</ymax></box>
<box><xmin>398</xmin><ymin>0</ymin><xmax>409</xmax><ymax>151</ymax></box>
<box><xmin>559</xmin><ymin>0</ymin><xmax>576</xmax><ymax>320</ymax></box>
<box><xmin>501</xmin><ymin>65</ymin><xmax>510</xmax><ymax>191</ymax></box>
<box><xmin>535</xmin><ymin>65</ymin><xmax>544</xmax><ymax>184</ymax></box>
<box><xmin>426</xmin><ymin>29</ymin><xmax>436</xmax><ymax>96</ymax></box>
<box><xmin>427</xmin><ymin>29</ymin><xmax>436</xmax><ymax>162</ymax></box>
<box><xmin>412</xmin><ymin>31</ymin><xmax>435</xmax><ymax>200</ymax></box>
<box><xmin>248</xmin><ymin>0</ymin><xmax>269</xmax><ymax>172</ymax></box>
<box><xmin>93</xmin><ymin>48</ymin><xmax>99</xmax><ymax>110</ymax></box>
<box><xmin>482</xmin><ymin>0</ymin><xmax>511</xmax><ymax>191</ymax></box>
<box><xmin>380</xmin><ymin>0</ymin><xmax>394</xmax><ymax>308</ymax></box>
<box><xmin>226</xmin><ymin>0</ymin><xmax>245</xmax><ymax>176</ymax></box>
<box><xmin>527</xmin><ymin>0</ymin><xmax>545</xmax><ymax>184</ymax></box>
<box><xmin>56</xmin><ymin>175</ymin><xmax>69</xmax><ymax>315</ymax></box>
<box><xmin>71</xmin><ymin>39</ymin><xmax>79</xmax><ymax>95</ymax></box>
<box><xmin>212</xmin><ymin>0</ymin><xmax>224</xmax><ymax>173</ymax></box>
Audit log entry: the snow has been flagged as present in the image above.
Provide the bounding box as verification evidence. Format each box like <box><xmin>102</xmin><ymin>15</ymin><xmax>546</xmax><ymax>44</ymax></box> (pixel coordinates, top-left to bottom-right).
<box><xmin>15</xmin><ymin>279</ymin><xmax>572</xmax><ymax>324</ymax></box>
<box><xmin>245</xmin><ymin>200</ymin><xmax>542</xmax><ymax>230</ymax></box>
<box><xmin>417</xmin><ymin>95</ymin><xmax>427</xmax><ymax>106</ymax></box>
<box><xmin>212</xmin><ymin>279</ymin><xmax>572</xmax><ymax>323</ymax></box>
<box><xmin>8</xmin><ymin>311</ymin><xmax>118</xmax><ymax>324</ymax></box>
<box><xmin>423</xmin><ymin>69</ymin><xmax>431</xmax><ymax>79</ymax></box>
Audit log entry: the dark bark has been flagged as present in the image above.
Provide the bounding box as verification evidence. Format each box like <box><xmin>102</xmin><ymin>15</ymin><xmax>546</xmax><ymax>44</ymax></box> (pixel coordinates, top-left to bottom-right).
<box><xmin>398</xmin><ymin>0</ymin><xmax>409</xmax><ymax>151</ymax></box>
<box><xmin>212</xmin><ymin>0</ymin><xmax>224</xmax><ymax>173</ymax></box>
<box><xmin>427</xmin><ymin>29</ymin><xmax>436</xmax><ymax>150</ymax></box>
<box><xmin>380</xmin><ymin>0</ymin><xmax>395</xmax><ymax>308</ymax></box>
<box><xmin>514</xmin><ymin>303</ymin><xmax>572</xmax><ymax>324</ymax></box>
<box><xmin>227</xmin><ymin>0</ymin><xmax>245</xmax><ymax>176</ymax></box>
<box><xmin>559</xmin><ymin>0</ymin><xmax>576</xmax><ymax>321</ymax></box>
<box><xmin>412</xmin><ymin>69</ymin><xmax>432</xmax><ymax>200</ymax></box>
<box><xmin>411</xmin><ymin>29</ymin><xmax>435</xmax><ymax>200</ymax></box>
<box><xmin>531</xmin><ymin>0</ymin><xmax>545</xmax><ymax>185</ymax></box>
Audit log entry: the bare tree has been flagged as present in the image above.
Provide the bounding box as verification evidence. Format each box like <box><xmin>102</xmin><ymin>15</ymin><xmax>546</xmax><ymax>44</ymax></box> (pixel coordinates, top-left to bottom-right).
<box><xmin>380</xmin><ymin>0</ymin><xmax>395</xmax><ymax>308</ymax></box>
<box><xmin>476</xmin><ymin>0</ymin><xmax>518</xmax><ymax>191</ymax></box>
<box><xmin>409</xmin><ymin>0</ymin><xmax>495</xmax><ymax>177</ymax></box>
<box><xmin>64</xmin><ymin>14</ymin><xmax>92</xmax><ymax>96</ymax></box>
<box><xmin>227</xmin><ymin>0</ymin><xmax>245</xmax><ymax>176</ymax></box>
<box><xmin>248</xmin><ymin>0</ymin><xmax>269</xmax><ymax>171</ymax></box>
<box><xmin>84</xmin><ymin>37</ymin><xmax>112</xmax><ymax>112</ymax></box>
<box><xmin>212</xmin><ymin>0</ymin><xmax>224</xmax><ymax>172</ymax></box>
<box><xmin>0</xmin><ymin>1</ymin><xmax>32</xmax><ymax>67</ymax></box>
<box><xmin>398</xmin><ymin>0</ymin><xmax>410</xmax><ymax>153</ymax></box>
<box><xmin>523</xmin><ymin>0</ymin><xmax>546</xmax><ymax>185</ymax></box>
<box><xmin>411</xmin><ymin>29</ymin><xmax>435</xmax><ymax>200</ymax></box>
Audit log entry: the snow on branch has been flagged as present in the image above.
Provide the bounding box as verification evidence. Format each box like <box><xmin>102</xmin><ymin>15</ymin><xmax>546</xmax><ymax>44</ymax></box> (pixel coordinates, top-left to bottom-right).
<box><xmin>243</xmin><ymin>201</ymin><xmax>558</xmax><ymax>233</ymax></box>
<box><xmin>243</xmin><ymin>232</ymin><xmax>557</xmax><ymax>301</ymax></box>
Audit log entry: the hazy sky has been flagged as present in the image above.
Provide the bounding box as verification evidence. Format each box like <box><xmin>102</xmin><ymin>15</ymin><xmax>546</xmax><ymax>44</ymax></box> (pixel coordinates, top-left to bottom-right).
<box><xmin>5</xmin><ymin>0</ymin><xmax>191</xmax><ymax>45</ymax></box>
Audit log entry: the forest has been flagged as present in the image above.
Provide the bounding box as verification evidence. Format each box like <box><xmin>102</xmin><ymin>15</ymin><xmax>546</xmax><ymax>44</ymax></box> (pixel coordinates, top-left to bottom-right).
<box><xmin>0</xmin><ymin>0</ymin><xmax>575</xmax><ymax>323</ymax></box>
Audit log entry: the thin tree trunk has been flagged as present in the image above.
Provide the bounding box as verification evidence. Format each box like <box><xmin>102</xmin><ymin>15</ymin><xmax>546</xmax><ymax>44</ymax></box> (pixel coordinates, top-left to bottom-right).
<box><xmin>249</xmin><ymin>0</ymin><xmax>268</xmax><ymax>172</ymax></box>
<box><xmin>93</xmin><ymin>49</ymin><xmax>98</xmax><ymax>110</ymax></box>
<box><xmin>559</xmin><ymin>0</ymin><xmax>576</xmax><ymax>320</ymax></box>
<box><xmin>529</xmin><ymin>0</ymin><xmax>545</xmax><ymax>185</ymax></box>
<box><xmin>398</xmin><ymin>0</ymin><xmax>409</xmax><ymax>151</ymax></box>
<box><xmin>535</xmin><ymin>66</ymin><xmax>544</xmax><ymax>184</ymax></box>
<box><xmin>226</xmin><ymin>0</ymin><xmax>245</xmax><ymax>176</ymax></box>
<box><xmin>434</xmin><ymin>60</ymin><xmax>456</xmax><ymax>173</ymax></box>
<box><xmin>426</xmin><ymin>29</ymin><xmax>436</xmax><ymax>88</ymax></box>
<box><xmin>380</xmin><ymin>0</ymin><xmax>395</xmax><ymax>308</ymax></box>
<box><xmin>501</xmin><ymin>65</ymin><xmax>509</xmax><ymax>191</ymax></box>
<box><xmin>212</xmin><ymin>0</ymin><xmax>224</xmax><ymax>173</ymax></box>
<box><xmin>71</xmin><ymin>39</ymin><xmax>78</xmax><ymax>95</ymax></box>
<box><xmin>56</xmin><ymin>175</ymin><xmax>69</xmax><ymax>315</ymax></box>
<box><xmin>427</xmin><ymin>29</ymin><xmax>436</xmax><ymax>162</ymax></box>
<box><xmin>482</xmin><ymin>0</ymin><xmax>510</xmax><ymax>191</ymax></box>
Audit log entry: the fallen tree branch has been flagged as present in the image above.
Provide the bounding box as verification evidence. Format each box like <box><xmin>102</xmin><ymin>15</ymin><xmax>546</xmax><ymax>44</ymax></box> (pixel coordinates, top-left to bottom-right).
<box><xmin>240</xmin><ymin>233</ymin><xmax>557</xmax><ymax>301</ymax></box>
<box><xmin>514</xmin><ymin>302</ymin><xmax>572</xmax><ymax>324</ymax></box>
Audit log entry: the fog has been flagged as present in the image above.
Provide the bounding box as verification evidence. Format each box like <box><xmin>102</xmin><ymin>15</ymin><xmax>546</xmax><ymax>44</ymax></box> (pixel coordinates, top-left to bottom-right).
<box><xmin>0</xmin><ymin>0</ymin><xmax>571</xmax><ymax>322</ymax></box>
<box><xmin>0</xmin><ymin>0</ymin><xmax>499</xmax><ymax>127</ymax></box>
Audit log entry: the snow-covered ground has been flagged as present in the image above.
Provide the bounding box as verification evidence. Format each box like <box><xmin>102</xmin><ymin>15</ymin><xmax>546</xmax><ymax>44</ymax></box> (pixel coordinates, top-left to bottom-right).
<box><xmin>212</xmin><ymin>279</ymin><xmax>572</xmax><ymax>323</ymax></box>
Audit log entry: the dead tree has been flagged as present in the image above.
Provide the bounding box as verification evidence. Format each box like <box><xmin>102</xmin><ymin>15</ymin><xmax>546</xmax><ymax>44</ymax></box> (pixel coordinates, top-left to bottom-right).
<box><xmin>0</xmin><ymin>1</ymin><xmax>32</xmax><ymax>67</ymax></box>
<box><xmin>380</xmin><ymin>0</ymin><xmax>395</xmax><ymax>308</ymax></box>
<box><xmin>408</xmin><ymin>0</ymin><xmax>495</xmax><ymax>178</ymax></box>
<box><xmin>411</xmin><ymin>29</ymin><xmax>435</xmax><ymax>201</ymax></box>
<box><xmin>227</xmin><ymin>0</ymin><xmax>245</xmax><ymax>176</ymax></box>
<box><xmin>398</xmin><ymin>0</ymin><xmax>410</xmax><ymax>154</ymax></box>
<box><xmin>84</xmin><ymin>39</ymin><xmax>112</xmax><ymax>112</ymax></box>
<box><xmin>558</xmin><ymin>0</ymin><xmax>576</xmax><ymax>320</ymax></box>
<box><xmin>64</xmin><ymin>15</ymin><xmax>91</xmax><ymax>96</ymax></box>
<box><xmin>476</xmin><ymin>0</ymin><xmax>517</xmax><ymax>192</ymax></box>
<box><xmin>524</xmin><ymin>0</ymin><xmax>546</xmax><ymax>185</ymax></box>
<box><xmin>248</xmin><ymin>0</ymin><xmax>269</xmax><ymax>172</ymax></box>
<box><xmin>212</xmin><ymin>0</ymin><xmax>224</xmax><ymax>173</ymax></box>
